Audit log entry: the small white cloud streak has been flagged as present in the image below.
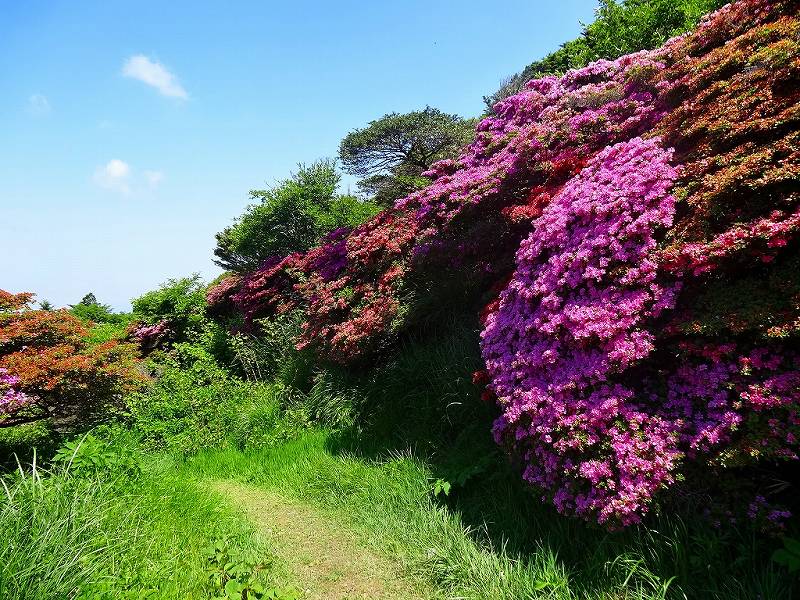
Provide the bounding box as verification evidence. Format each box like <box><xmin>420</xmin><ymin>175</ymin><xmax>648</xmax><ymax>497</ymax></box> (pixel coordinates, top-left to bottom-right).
<box><xmin>122</xmin><ymin>55</ymin><xmax>187</xmax><ymax>99</ymax></box>
<box><xmin>92</xmin><ymin>161</ymin><xmax>165</xmax><ymax>195</ymax></box>
<box><xmin>27</xmin><ymin>93</ymin><xmax>51</xmax><ymax>116</ymax></box>
<box><xmin>93</xmin><ymin>159</ymin><xmax>131</xmax><ymax>194</ymax></box>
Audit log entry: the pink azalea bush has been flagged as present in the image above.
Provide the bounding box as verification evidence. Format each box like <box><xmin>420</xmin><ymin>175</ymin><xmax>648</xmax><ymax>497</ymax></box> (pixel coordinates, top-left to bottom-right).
<box><xmin>480</xmin><ymin>137</ymin><xmax>681</xmax><ymax>526</ymax></box>
<box><xmin>0</xmin><ymin>368</ymin><xmax>32</xmax><ymax>419</ymax></box>
<box><xmin>213</xmin><ymin>36</ymin><xmax>676</xmax><ymax>363</ymax></box>
<box><xmin>128</xmin><ymin>320</ymin><xmax>174</xmax><ymax>352</ymax></box>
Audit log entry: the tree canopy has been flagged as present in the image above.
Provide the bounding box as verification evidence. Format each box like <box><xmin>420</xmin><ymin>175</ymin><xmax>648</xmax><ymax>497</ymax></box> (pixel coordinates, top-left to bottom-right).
<box><xmin>214</xmin><ymin>160</ymin><xmax>378</xmax><ymax>273</ymax></box>
<box><xmin>339</xmin><ymin>107</ymin><xmax>475</xmax><ymax>206</ymax></box>
<box><xmin>0</xmin><ymin>290</ymin><xmax>141</xmax><ymax>427</ymax></box>
<box><xmin>69</xmin><ymin>292</ymin><xmax>126</xmax><ymax>324</ymax></box>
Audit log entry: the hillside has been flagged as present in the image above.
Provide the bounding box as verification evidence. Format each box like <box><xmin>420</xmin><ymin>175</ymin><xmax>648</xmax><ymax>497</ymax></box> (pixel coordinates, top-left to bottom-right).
<box><xmin>209</xmin><ymin>0</ymin><xmax>800</xmax><ymax>528</ymax></box>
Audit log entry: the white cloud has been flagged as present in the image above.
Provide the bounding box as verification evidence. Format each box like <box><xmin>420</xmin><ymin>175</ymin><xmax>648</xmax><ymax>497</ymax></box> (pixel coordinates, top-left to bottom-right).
<box><xmin>122</xmin><ymin>55</ymin><xmax>188</xmax><ymax>99</ymax></box>
<box><xmin>93</xmin><ymin>159</ymin><xmax>131</xmax><ymax>194</ymax></box>
<box><xmin>27</xmin><ymin>93</ymin><xmax>51</xmax><ymax>116</ymax></box>
<box><xmin>144</xmin><ymin>170</ymin><xmax>164</xmax><ymax>187</ymax></box>
<box><xmin>92</xmin><ymin>161</ymin><xmax>165</xmax><ymax>195</ymax></box>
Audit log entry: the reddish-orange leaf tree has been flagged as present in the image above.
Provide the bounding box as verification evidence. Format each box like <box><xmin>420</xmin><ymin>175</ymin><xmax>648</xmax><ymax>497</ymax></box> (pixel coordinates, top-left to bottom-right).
<box><xmin>0</xmin><ymin>290</ymin><xmax>143</xmax><ymax>427</ymax></box>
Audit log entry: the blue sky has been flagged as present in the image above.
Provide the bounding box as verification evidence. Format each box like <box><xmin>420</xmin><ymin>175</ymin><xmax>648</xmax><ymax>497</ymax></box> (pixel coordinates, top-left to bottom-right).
<box><xmin>1</xmin><ymin>0</ymin><xmax>598</xmax><ymax>310</ymax></box>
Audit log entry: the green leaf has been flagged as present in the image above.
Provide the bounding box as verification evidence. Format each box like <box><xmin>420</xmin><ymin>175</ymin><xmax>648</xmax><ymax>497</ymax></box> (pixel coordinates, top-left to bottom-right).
<box><xmin>225</xmin><ymin>579</ymin><xmax>243</xmax><ymax>596</ymax></box>
<box><xmin>772</xmin><ymin>549</ymin><xmax>800</xmax><ymax>572</ymax></box>
<box><xmin>783</xmin><ymin>537</ymin><xmax>800</xmax><ymax>556</ymax></box>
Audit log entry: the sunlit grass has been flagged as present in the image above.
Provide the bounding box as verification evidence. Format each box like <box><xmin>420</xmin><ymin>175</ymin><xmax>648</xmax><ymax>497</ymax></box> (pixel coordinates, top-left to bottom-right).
<box><xmin>0</xmin><ymin>452</ymin><xmax>276</xmax><ymax>599</ymax></box>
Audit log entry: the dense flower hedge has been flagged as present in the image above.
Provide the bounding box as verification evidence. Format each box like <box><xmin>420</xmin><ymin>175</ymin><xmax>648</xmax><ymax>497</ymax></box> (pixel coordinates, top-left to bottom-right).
<box><xmin>0</xmin><ymin>290</ymin><xmax>142</xmax><ymax>426</ymax></box>
<box><xmin>208</xmin><ymin>0</ymin><xmax>800</xmax><ymax>527</ymax></box>
<box><xmin>481</xmin><ymin>137</ymin><xmax>681</xmax><ymax>526</ymax></box>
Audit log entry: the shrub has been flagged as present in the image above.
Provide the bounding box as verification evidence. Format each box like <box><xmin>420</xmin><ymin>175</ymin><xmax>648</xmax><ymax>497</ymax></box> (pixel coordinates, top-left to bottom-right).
<box><xmin>129</xmin><ymin>275</ymin><xmax>209</xmax><ymax>351</ymax></box>
<box><xmin>212</xmin><ymin>36</ymin><xmax>673</xmax><ymax>363</ymax></box>
<box><xmin>52</xmin><ymin>433</ymin><xmax>140</xmax><ymax>477</ymax></box>
<box><xmin>0</xmin><ymin>290</ymin><xmax>142</xmax><ymax>428</ymax></box>
<box><xmin>127</xmin><ymin>358</ymin><xmax>302</xmax><ymax>455</ymax></box>
<box><xmin>480</xmin><ymin>138</ymin><xmax>680</xmax><ymax>526</ymax></box>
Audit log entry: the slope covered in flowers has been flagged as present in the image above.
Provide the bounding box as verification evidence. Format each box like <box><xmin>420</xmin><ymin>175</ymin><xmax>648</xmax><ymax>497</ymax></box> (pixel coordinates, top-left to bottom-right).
<box><xmin>209</xmin><ymin>0</ymin><xmax>800</xmax><ymax>527</ymax></box>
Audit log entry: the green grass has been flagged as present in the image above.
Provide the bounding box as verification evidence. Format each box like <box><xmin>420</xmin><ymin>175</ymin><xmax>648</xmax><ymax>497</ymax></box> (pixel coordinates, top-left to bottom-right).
<box><xmin>0</xmin><ymin>420</ymin><xmax>57</xmax><ymax>469</ymax></box>
<box><xmin>85</xmin><ymin>320</ymin><xmax>132</xmax><ymax>346</ymax></box>
<box><xmin>0</xmin><ymin>454</ymin><xmax>283</xmax><ymax>599</ymax></box>
<box><xmin>0</xmin><ymin>416</ymin><xmax>794</xmax><ymax>599</ymax></box>
<box><xmin>183</xmin><ymin>431</ymin><xmax>794</xmax><ymax>599</ymax></box>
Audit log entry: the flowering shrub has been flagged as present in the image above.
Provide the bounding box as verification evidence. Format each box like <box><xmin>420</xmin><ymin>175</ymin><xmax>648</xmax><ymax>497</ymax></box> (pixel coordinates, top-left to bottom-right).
<box><xmin>476</xmin><ymin>0</ymin><xmax>800</xmax><ymax>526</ymax></box>
<box><xmin>0</xmin><ymin>290</ymin><xmax>142</xmax><ymax>427</ymax></box>
<box><xmin>128</xmin><ymin>320</ymin><xmax>174</xmax><ymax>352</ymax></box>
<box><xmin>207</xmin><ymin>0</ymin><xmax>800</xmax><ymax>526</ymax></box>
<box><xmin>211</xmin><ymin>47</ymin><xmax>675</xmax><ymax>362</ymax></box>
<box><xmin>0</xmin><ymin>368</ymin><xmax>31</xmax><ymax>418</ymax></box>
<box><xmin>127</xmin><ymin>275</ymin><xmax>212</xmax><ymax>355</ymax></box>
<box><xmin>480</xmin><ymin>138</ymin><xmax>680</xmax><ymax>526</ymax></box>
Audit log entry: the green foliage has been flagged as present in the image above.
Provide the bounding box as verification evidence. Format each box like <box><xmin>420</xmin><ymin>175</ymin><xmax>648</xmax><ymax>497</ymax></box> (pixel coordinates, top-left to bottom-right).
<box><xmin>773</xmin><ymin>537</ymin><xmax>800</xmax><ymax>574</ymax></box>
<box><xmin>204</xmin><ymin>538</ymin><xmax>299</xmax><ymax>600</ymax></box>
<box><xmin>128</xmin><ymin>358</ymin><xmax>305</xmax><ymax>456</ymax></box>
<box><xmin>53</xmin><ymin>433</ymin><xmax>140</xmax><ymax>477</ymax></box>
<box><xmin>214</xmin><ymin>160</ymin><xmax>379</xmax><ymax>272</ymax></box>
<box><xmin>85</xmin><ymin>320</ymin><xmax>132</xmax><ymax>346</ymax></box>
<box><xmin>70</xmin><ymin>297</ymin><xmax>128</xmax><ymax>325</ymax></box>
<box><xmin>339</xmin><ymin>107</ymin><xmax>476</xmax><ymax>206</ymax></box>
<box><xmin>0</xmin><ymin>420</ymin><xmax>55</xmax><ymax>468</ymax></box>
<box><xmin>79</xmin><ymin>293</ymin><xmax>98</xmax><ymax>306</ymax></box>
<box><xmin>485</xmin><ymin>0</ymin><xmax>728</xmax><ymax>108</ymax></box>
<box><xmin>228</xmin><ymin>314</ymin><xmax>313</xmax><ymax>389</ymax></box>
<box><xmin>131</xmin><ymin>274</ymin><xmax>207</xmax><ymax>341</ymax></box>
<box><xmin>431</xmin><ymin>477</ymin><xmax>451</xmax><ymax>498</ymax></box>
<box><xmin>313</xmin><ymin>191</ymin><xmax>379</xmax><ymax>236</ymax></box>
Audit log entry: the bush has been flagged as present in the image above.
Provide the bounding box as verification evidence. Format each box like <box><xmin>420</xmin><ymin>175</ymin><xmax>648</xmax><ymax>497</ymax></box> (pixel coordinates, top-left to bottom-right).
<box><xmin>0</xmin><ymin>420</ymin><xmax>55</xmax><ymax>468</ymax></box>
<box><xmin>130</xmin><ymin>275</ymin><xmax>208</xmax><ymax>348</ymax></box>
<box><xmin>0</xmin><ymin>290</ymin><xmax>142</xmax><ymax>428</ymax></box>
<box><xmin>128</xmin><ymin>359</ymin><xmax>304</xmax><ymax>455</ymax></box>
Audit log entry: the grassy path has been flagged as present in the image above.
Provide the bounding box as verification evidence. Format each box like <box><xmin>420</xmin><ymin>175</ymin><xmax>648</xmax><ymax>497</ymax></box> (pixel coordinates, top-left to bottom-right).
<box><xmin>212</xmin><ymin>479</ymin><xmax>428</xmax><ymax>600</ymax></box>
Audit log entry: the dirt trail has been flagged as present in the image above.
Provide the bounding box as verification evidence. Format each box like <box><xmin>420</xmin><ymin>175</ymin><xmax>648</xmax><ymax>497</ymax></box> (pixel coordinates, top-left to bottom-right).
<box><xmin>211</xmin><ymin>480</ymin><xmax>427</xmax><ymax>600</ymax></box>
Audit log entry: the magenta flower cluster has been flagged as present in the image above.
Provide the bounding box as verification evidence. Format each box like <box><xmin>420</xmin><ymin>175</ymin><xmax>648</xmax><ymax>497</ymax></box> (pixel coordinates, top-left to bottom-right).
<box><xmin>480</xmin><ymin>138</ymin><xmax>681</xmax><ymax>526</ymax></box>
<box><xmin>399</xmin><ymin>50</ymin><xmax>672</xmax><ymax>237</ymax></box>
<box><xmin>129</xmin><ymin>320</ymin><xmax>174</xmax><ymax>351</ymax></box>
<box><xmin>661</xmin><ymin>343</ymin><xmax>800</xmax><ymax>464</ymax></box>
<box><xmin>480</xmin><ymin>134</ymin><xmax>800</xmax><ymax>526</ymax></box>
<box><xmin>0</xmin><ymin>367</ymin><xmax>32</xmax><ymax>418</ymax></box>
